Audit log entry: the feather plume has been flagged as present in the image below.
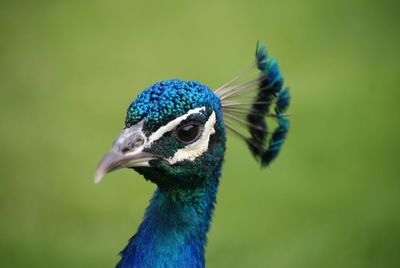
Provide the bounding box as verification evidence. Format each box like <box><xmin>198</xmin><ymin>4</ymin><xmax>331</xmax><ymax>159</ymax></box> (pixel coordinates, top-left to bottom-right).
<box><xmin>215</xmin><ymin>41</ymin><xmax>291</xmax><ymax>167</ymax></box>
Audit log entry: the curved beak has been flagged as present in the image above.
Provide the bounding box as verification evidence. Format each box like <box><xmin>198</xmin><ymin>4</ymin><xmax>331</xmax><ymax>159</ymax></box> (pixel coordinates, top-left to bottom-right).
<box><xmin>94</xmin><ymin>121</ymin><xmax>156</xmax><ymax>184</ymax></box>
<box><xmin>94</xmin><ymin>150</ymin><xmax>155</xmax><ymax>184</ymax></box>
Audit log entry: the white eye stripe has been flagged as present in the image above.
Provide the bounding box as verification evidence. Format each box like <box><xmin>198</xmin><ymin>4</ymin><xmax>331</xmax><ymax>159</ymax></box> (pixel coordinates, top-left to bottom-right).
<box><xmin>167</xmin><ymin>110</ymin><xmax>216</xmax><ymax>164</ymax></box>
<box><xmin>146</xmin><ymin>107</ymin><xmax>206</xmax><ymax>146</ymax></box>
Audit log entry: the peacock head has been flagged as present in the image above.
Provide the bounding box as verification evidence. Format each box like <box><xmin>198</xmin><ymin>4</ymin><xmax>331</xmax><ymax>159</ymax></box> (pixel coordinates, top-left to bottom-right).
<box><xmin>95</xmin><ymin>42</ymin><xmax>290</xmax><ymax>189</ymax></box>
<box><xmin>95</xmin><ymin>79</ymin><xmax>226</xmax><ymax>188</ymax></box>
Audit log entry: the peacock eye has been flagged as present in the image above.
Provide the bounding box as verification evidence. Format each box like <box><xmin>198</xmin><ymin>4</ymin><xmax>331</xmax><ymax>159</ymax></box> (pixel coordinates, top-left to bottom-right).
<box><xmin>175</xmin><ymin>123</ymin><xmax>203</xmax><ymax>144</ymax></box>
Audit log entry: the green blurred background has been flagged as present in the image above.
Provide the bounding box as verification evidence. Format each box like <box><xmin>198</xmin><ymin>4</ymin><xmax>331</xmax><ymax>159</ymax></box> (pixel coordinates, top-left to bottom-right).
<box><xmin>1</xmin><ymin>0</ymin><xmax>399</xmax><ymax>267</ymax></box>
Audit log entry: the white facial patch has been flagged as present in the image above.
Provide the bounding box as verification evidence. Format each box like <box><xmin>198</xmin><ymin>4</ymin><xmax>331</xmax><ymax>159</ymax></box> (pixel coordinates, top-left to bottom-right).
<box><xmin>144</xmin><ymin>106</ymin><xmax>217</xmax><ymax>165</ymax></box>
<box><xmin>147</xmin><ymin>107</ymin><xmax>206</xmax><ymax>146</ymax></box>
<box><xmin>167</xmin><ymin>111</ymin><xmax>216</xmax><ymax>165</ymax></box>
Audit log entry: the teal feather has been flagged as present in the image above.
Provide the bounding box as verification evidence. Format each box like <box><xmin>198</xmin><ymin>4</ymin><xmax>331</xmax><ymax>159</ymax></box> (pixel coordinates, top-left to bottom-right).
<box><xmin>248</xmin><ymin>42</ymin><xmax>290</xmax><ymax>166</ymax></box>
<box><xmin>96</xmin><ymin>41</ymin><xmax>291</xmax><ymax>268</ymax></box>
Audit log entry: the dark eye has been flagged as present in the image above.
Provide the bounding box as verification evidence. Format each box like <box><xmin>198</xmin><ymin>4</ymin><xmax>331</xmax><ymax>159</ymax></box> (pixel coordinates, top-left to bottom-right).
<box><xmin>175</xmin><ymin>123</ymin><xmax>202</xmax><ymax>144</ymax></box>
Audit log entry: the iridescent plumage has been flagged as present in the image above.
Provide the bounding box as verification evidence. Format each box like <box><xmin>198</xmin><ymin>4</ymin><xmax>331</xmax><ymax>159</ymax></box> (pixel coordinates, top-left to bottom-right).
<box><xmin>216</xmin><ymin>41</ymin><xmax>290</xmax><ymax>166</ymax></box>
<box><xmin>95</xmin><ymin>42</ymin><xmax>290</xmax><ymax>268</ymax></box>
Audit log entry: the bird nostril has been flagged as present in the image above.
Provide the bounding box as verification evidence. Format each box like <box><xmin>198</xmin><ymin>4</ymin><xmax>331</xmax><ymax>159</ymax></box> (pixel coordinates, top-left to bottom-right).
<box><xmin>121</xmin><ymin>137</ymin><xmax>145</xmax><ymax>153</ymax></box>
<box><xmin>121</xmin><ymin>147</ymin><xmax>131</xmax><ymax>153</ymax></box>
<box><xmin>133</xmin><ymin>137</ymin><xmax>144</xmax><ymax>147</ymax></box>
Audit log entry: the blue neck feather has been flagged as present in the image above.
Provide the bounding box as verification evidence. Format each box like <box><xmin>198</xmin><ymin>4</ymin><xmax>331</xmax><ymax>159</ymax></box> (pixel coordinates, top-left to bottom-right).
<box><xmin>117</xmin><ymin>172</ymin><xmax>220</xmax><ymax>268</ymax></box>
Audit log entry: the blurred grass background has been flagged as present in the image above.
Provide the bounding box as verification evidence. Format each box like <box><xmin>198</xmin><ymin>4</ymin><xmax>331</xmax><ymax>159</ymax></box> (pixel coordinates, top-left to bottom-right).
<box><xmin>1</xmin><ymin>0</ymin><xmax>399</xmax><ymax>267</ymax></box>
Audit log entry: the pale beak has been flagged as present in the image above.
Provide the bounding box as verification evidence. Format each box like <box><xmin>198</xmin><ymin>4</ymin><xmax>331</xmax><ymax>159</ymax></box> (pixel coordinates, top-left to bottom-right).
<box><xmin>94</xmin><ymin>121</ymin><xmax>156</xmax><ymax>184</ymax></box>
<box><xmin>94</xmin><ymin>150</ymin><xmax>155</xmax><ymax>184</ymax></box>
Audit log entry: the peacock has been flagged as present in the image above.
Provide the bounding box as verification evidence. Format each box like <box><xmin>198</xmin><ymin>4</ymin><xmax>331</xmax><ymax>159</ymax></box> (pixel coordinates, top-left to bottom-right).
<box><xmin>95</xmin><ymin>41</ymin><xmax>290</xmax><ymax>268</ymax></box>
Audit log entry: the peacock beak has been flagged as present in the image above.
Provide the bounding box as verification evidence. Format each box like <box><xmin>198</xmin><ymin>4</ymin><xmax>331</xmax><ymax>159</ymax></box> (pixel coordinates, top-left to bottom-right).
<box><xmin>94</xmin><ymin>120</ymin><xmax>156</xmax><ymax>184</ymax></box>
<box><xmin>94</xmin><ymin>150</ymin><xmax>155</xmax><ymax>184</ymax></box>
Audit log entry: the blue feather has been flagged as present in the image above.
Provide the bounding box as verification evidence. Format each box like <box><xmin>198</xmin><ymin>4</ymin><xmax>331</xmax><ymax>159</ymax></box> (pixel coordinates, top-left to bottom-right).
<box><xmin>276</xmin><ymin>87</ymin><xmax>290</xmax><ymax>113</ymax></box>
<box><xmin>261</xmin><ymin>118</ymin><xmax>289</xmax><ymax>166</ymax></box>
<box><xmin>96</xmin><ymin>41</ymin><xmax>291</xmax><ymax>268</ymax></box>
<box><xmin>247</xmin><ymin>42</ymin><xmax>290</xmax><ymax>166</ymax></box>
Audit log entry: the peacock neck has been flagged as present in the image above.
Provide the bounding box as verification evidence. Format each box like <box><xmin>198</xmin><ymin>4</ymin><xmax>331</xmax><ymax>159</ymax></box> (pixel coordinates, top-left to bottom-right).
<box><xmin>117</xmin><ymin>172</ymin><xmax>221</xmax><ymax>268</ymax></box>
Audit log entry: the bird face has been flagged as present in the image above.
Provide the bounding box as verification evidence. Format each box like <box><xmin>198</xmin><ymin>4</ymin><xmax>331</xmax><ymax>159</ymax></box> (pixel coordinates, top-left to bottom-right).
<box><xmin>95</xmin><ymin>80</ymin><xmax>226</xmax><ymax>188</ymax></box>
<box><xmin>96</xmin><ymin>43</ymin><xmax>291</xmax><ymax>187</ymax></box>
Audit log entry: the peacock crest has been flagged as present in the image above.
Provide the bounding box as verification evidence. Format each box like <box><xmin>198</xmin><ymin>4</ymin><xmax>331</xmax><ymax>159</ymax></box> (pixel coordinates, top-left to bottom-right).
<box><xmin>95</xmin><ymin>41</ymin><xmax>290</xmax><ymax>268</ymax></box>
<box><xmin>215</xmin><ymin>41</ymin><xmax>290</xmax><ymax>166</ymax></box>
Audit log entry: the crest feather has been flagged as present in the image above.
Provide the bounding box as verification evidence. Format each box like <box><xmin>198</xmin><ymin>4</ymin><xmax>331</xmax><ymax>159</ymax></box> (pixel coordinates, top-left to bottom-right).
<box><xmin>215</xmin><ymin>41</ymin><xmax>291</xmax><ymax>167</ymax></box>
